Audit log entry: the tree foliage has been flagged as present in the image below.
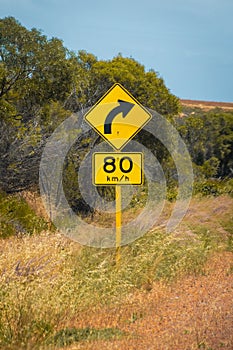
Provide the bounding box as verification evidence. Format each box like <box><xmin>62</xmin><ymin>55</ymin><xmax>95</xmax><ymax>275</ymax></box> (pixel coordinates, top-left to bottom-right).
<box><xmin>0</xmin><ymin>16</ymin><xmax>232</xmax><ymax>201</ymax></box>
<box><xmin>66</xmin><ymin>51</ymin><xmax>179</xmax><ymax>116</ymax></box>
<box><xmin>175</xmin><ymin>110</ymin><xmax>233</xmax><ymax>179</ymax></box>
<box><xmin>0</xmin><ymin>17</ymin><xmax>72</xmax><ymax>121</ymax></box>
<box><xmin>0</xmin><ymin>17</ymin><xmax>73</xmax><ymax>192</ymax></box>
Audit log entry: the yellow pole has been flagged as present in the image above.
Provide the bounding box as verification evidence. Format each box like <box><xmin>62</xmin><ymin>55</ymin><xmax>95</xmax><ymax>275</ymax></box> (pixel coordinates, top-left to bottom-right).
<box><xmin>115</xmin><ymin>184</ymin><xmax>122</xmax><ymax>265</ymax></box>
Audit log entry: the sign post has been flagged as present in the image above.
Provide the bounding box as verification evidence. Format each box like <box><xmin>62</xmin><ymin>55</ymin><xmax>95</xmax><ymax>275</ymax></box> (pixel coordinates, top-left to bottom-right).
<box><xmin>115</xmin><ymin>184</ymin><xmax>122</xmax><ymax>265</ymax></box>
<box><xmin>85</xmin><ymin>83</ymin><xmax>152</xmax><ymax>264</ymax></box>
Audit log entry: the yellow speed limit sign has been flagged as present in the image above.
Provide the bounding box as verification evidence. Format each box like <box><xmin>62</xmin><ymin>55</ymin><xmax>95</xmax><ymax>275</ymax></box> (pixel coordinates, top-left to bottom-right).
<box><xmin>93</xmin><ymin>152</ymin><xmax>143</xmax><ymax>186</ymax></box>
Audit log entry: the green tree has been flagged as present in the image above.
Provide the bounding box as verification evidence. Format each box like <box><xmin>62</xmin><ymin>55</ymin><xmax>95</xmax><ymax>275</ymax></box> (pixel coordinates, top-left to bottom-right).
<box><xmin>66</xmin><ymin>52</ymin><xmax>180</xmax><ymax>116</ymax></box>
<box><xmin>0</xmin><ymin>17</ymin><xmax>73</xmax><ymax>192</ymax></box>
<box><xmin>175</xmin><ymin>110</ymin><xmax>233</xmax><ymax>178</ymax></box>
<box><xmin>0</xmin><ymin>16</ymin><xmax>73</xmax><ymax>121</ymax></box>
<box><xmin>0</xmin><ymin>17</ymin><xmax>181</xmax><ymax>197</ymax></box>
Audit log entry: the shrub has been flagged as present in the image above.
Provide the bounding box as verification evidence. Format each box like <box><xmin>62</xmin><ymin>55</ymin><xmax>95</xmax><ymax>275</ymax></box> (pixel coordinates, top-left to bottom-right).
<box><xmin>0</xmin><ymin>191</ymin><xmax>48</xmax><ymax>238</ymax></box>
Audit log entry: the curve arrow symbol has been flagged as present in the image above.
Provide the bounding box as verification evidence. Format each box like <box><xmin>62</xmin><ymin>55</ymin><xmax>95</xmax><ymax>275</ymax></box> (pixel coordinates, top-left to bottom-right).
<box><xmin>104</xmin><ymin>99</ymin><xmax>134</xmax><ymax>134</ymax></box>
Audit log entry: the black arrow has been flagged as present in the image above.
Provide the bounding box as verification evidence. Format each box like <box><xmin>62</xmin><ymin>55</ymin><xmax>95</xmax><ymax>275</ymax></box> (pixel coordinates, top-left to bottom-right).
<box><xmin>104</xmin><ymin>99</ymin><xmax>134</xmax><ymax>134</ymax></box>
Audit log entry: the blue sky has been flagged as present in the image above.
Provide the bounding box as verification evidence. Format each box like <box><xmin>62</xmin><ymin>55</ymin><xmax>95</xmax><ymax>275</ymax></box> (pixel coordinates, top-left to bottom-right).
<box><xmin>1</xmin><ymin>0</ymin><xmax>233</xmax><ymax>102</ymax></box>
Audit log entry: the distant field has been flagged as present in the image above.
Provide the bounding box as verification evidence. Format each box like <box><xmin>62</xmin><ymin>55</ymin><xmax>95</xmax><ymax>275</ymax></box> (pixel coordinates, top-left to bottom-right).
<box><xmin>180</xmin><ymin>99</ymin><xmax>233</xmax><ymax>110</ymax></box>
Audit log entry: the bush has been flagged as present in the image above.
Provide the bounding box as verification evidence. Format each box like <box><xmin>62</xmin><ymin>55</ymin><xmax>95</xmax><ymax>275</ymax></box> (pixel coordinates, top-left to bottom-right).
<box><xmin>0</xmin><ymin>191</ymin><xmax>48</xmax><ymax>238</ymax></box>
<box><xmin>193</xmin><ymin>179</ymin><xmax>233</xmax><ymax>197</ymax></box>
<box><xmin>52</xmin><ymin>327</ymin><xmax>125</xmax><ymax>347</ymax></box>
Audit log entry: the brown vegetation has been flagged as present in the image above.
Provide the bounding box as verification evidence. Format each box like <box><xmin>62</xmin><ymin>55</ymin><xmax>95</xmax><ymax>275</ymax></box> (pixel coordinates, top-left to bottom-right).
<box><xmin>63</xmin><ymin>195</ymin><xmax>233</xmax><ymax>350</ymax></box>
<box><xmin>0</xmin><ymin>195</ymin><xmax>232</xmax><ymax>350</ymax></box>
<box><xmin>180</xmin><ymin>99</ymin><xmax>233</xmax><ymax>111</ymax></box>
<box><xmin>67</xmin><ymin>252</ymin><xmax>233</xmax><ymax>350</ymax></box>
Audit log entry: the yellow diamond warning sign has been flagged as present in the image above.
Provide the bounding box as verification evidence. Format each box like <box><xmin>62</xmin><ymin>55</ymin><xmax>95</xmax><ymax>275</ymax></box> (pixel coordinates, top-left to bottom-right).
<box><xmin>84</xmin><ymin>83</ymin><xmax>152</xmax><ymax>150</ymax></box>
<box><xmin>93</xmin><ymin>153</ymin><xmax>143</xmax><ymax>186</ymax></box>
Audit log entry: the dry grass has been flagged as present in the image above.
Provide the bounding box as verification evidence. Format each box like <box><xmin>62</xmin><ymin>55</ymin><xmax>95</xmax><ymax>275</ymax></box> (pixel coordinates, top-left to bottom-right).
<box><xmin>0</xmin><ymin>195</ymin><xmax>232</xmax><ymax>349</ymax></box>
<box><xmin>67</xmin><ymin>251</ymin><xmax>233</xmax><ymax>350</ymax></box>
<box><xmin>180</xmin><ymin>99</ymin><xmax>233</xmax><ymax>111</ymax></box>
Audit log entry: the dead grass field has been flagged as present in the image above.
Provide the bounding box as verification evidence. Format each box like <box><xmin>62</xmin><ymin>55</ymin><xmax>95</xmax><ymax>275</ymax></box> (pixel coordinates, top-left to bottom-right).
<box><xmin>62</xmin><ymin>195</ymin><xmax>233</xmax><ymax>350</ymax></box>
<box><xmin>180</xmin><ymin>99</ymin><xmax>233</xmax><ymax>111</ymax></box>
<box><xmin>0</xmin><ymin>195</ymin><xmax>232</xmax><ymax>350</ymax></box>
<box><xmin>65</xmin><ymin>250</ymin><xmax>232</xmax><ymax>350</ymax></box>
